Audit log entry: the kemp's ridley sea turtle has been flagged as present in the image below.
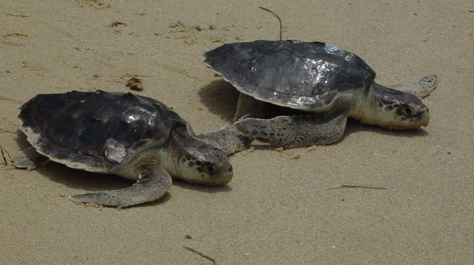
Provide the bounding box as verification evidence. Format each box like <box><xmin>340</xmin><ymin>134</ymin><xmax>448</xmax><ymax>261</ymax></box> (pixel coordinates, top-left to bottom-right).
<box><xmin>203</xmin><ymin>40</ymin><xmax>437</xmax><ymax>148</ymax></box>
<box><xmin>13</xmin><ymin>91</ymin><xmax>250</xmax><ymax>207</ymax></box>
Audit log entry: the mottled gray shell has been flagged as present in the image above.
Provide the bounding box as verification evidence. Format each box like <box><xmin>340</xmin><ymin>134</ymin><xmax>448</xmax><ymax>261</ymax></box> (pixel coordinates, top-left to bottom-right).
<box><xmin>203</xmin><ymin>40</ymin><xmax>376</xmax><ymax>110</ymax></box>
<box><xmin>19</xmin><ymin>91</ymin><xmax>186</xmax><ymax>172</ymax></box>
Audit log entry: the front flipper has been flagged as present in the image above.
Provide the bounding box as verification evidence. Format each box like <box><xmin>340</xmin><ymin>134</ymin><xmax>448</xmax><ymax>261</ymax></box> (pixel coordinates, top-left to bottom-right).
<box><xmin>69</xmin><ymin>166</ymin><xmax>172</xmax><ymax>207</ymax></box>
<box><xmin>195</xmin><ymin>123</ymin><xmax>253</xmax><ymax>156</ymax></box>
<box><xmin>235</xmin><ymin>113</ymin><xmax>347</xmax><ymax>148</ymax></box>
<box><xmin>389</xmin><ymin>74</ymin><xmax>437</xmax><ymax>99</ymax></box>
<box><xmin>12</xmin><ymin>146</ymin><xmax>50</xmax><ymax>170</ymax></box>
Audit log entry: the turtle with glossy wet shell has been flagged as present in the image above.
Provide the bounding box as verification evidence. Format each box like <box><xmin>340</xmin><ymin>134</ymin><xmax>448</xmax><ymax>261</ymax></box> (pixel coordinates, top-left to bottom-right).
<box><xmin>203</xmin><ymin>40</ymin><xmax>437</xmax><ymax>148</ymax></box>
<box><xmin>13</xmin><ymin>90</ymin><xmax>250</xmax><ymax>207</ymax></box>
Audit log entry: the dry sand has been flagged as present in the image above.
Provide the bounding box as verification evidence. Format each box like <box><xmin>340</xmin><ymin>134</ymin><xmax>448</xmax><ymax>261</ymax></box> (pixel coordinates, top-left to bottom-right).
<box><xmin>1</xmin><ymin>0</ymin><xmax>472</xmax><ymax>264</ymax></box>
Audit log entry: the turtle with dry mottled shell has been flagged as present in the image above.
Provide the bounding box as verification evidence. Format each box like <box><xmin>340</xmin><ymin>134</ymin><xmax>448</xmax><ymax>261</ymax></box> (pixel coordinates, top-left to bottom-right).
<box><xmin>203</xmin><ymin>40</ymin><xmax>437</xmax><ymax>148</ymax></box>
<box><xmin>13</xmin><ymin>90</ymin><xmax>250</xmax><ymax>207</ymax></box>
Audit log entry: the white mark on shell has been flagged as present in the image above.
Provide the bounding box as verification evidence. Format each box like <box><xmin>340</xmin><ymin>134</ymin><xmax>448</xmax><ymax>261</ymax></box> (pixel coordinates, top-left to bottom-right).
<box><xmin>104</xmin><ymin>138</ymin><xmax>127</xmax><ymax>163</ymax></box>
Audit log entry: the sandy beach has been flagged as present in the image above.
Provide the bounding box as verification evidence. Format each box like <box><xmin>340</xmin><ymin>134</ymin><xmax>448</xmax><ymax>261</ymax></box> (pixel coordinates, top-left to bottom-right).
<box><xmin>1</xmin><ymin>1</ymin><xmax>472</xmax><ymax>264</ymax></box>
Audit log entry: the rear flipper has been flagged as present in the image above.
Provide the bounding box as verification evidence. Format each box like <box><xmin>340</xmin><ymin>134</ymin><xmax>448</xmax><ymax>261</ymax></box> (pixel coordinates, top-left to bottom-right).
<box><xmin>389</xmin><ymin>74</ymin><xmax>437</xmax><ymax>99</ymax></box>
<box><xmin>12</xmin><ymin>146</ymin><xmax>50</xmax><ymax>170</ymax></box>
<box><xmin>69</xmin><ymin>166</ymin><xmax>172</xmax><ymax>207</ymax></box>
<box><xmin>235</xmin><ymin>114</ymin><xmax>347</xmax><ymax>148</ymax></box>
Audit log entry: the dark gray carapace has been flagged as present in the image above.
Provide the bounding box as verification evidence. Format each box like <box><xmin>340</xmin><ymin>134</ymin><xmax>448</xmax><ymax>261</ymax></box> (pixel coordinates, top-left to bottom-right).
<box><xmin>19</xmin><ymin>91</ymin><xmax>186</xmax><ymax>167</ymax></box>
<box><xmin>203</xmin><ymin>40</ymin><xmax>375</xmax><ymax>110</ymax></box>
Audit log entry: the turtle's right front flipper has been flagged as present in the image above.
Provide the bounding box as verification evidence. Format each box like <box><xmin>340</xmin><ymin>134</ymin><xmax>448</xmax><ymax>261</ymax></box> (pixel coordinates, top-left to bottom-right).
<box><xmin>69</xmin><ymin>166</ymin><xmax>172</xmax><ymax>207</ymax></box>
<box><xmin>235</xmin><ymin>113</ymin><xmax>347</xmax><ymax>149</ymax></box>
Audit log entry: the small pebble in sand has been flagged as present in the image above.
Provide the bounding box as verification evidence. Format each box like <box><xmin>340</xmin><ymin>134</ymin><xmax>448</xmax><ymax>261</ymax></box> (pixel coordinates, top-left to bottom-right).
<box><xmin>126</xmin><ymin>77</ymin><xmax>144</xmax><ymax>91</ymax></box>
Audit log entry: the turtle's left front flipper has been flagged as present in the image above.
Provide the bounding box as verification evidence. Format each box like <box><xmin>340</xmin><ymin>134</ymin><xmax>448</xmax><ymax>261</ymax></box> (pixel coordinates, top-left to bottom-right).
<box><xmin>389</xmin><ymin>74</ymin><xmax>437</xmax><ymax>99</ymax></box>
<box><xmin>195</xmin><ymin>124</ymin><xmax>253</xmax><ymax>156</ymax></box>
<box><xmin>69</xmin><ymin>166</ymin><xmax>172</xmax><ymax>207</ymax></box>
<box><xmin>235</xmin><ymin>113</ymin><xmax>347</xmax><ymax>149</ymax></box>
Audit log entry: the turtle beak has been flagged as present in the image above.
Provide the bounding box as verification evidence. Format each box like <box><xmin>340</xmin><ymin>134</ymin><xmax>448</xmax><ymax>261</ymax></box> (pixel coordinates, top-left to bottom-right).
<box><xmin>418</xmin><ymin>107</ymin><xmax>430</xmax><ymax>127</ymax></box>
<box><xmin>420</xmin><ymin>115</ymin><xmax>429</xmax><ymax>127</ymax></box>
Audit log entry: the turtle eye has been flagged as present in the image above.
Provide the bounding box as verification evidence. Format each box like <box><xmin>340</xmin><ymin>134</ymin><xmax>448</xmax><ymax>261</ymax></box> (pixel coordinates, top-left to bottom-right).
<box><xmin>402</xmin><ymin>105</ymin><xmax>416</xmax><ymax>117</ymax></box>
<box><xmin>204</xmin><ymin>163</ymin><xmax>217</xmax><ymax>175</ymax></box>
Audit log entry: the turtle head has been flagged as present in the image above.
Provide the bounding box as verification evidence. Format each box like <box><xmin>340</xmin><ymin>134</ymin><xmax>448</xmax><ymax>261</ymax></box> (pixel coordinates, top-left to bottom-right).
<box><xmin>360</xmin><ymin>84</ymin><xmax>430</xmax><ymax>129</ymax></box>
<box><xmin>178</xmin><ymin>142</ymin><xmax>233</xmax><ymax>185</ymax></box>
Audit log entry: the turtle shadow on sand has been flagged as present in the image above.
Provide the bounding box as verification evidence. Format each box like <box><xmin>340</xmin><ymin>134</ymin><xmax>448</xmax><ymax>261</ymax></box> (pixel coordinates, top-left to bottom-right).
<box><xmin>172</xmin><ymin>179</ymin><xmax>232</xmax><ymax>193</ymax></box>
<box><xmin>343</xmin><ymin>119</ymin><xmax>430</xmax><ymax>139</ymax></box>
<box><xmin>198</xmin><ymin>79</ymin><xmax>240</xmax><ymax>123</ymax></box>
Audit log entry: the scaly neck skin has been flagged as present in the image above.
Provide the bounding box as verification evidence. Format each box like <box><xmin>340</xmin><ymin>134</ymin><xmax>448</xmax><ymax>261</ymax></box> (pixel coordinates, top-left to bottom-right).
<box><xmin>348</xmin><ymin>84</ymin><xmax>373</xmax><ymax>123</ymax></box>
<box><xmin>353</xmin><ymin>81</ymin><xmax>403</xmax><ymax>128</ymax></box>
<box><xmin>353</xmin><ymin>82</ymin><xmax>401</xmax><ymax>127</ymax></box>
<box><xmin>113</xmin><ymin>146</ymin><xmax>177</xmax><ymax>181</ymax></box>
<box><xmin>166</xmin><ymin>125</ymin><xmax>196</xmax><ymax>177</ymax></box>
<box><xmin>114</xmin><ymin>127</ymin><xmax>190</xmax><ymax>180</ymax></box>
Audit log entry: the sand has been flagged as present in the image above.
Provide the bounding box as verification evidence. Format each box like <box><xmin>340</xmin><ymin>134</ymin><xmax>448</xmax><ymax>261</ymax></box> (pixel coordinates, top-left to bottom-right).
<box><xmin>1</xmin><ymin>1</ymin><xmax>472</xmax><ymax>264</ymax></box>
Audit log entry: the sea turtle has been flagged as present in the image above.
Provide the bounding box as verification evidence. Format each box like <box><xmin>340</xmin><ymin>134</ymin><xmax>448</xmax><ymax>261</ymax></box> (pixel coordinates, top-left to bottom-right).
<box><xmin>12</xmin><ymin>90</ymin><xmax>250</xmax><ymax>207</ymax></box>
<box><xmin>203</xmin><ymin>40</ymin><xmax>437</xmax><ymax>148</ymax></box>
